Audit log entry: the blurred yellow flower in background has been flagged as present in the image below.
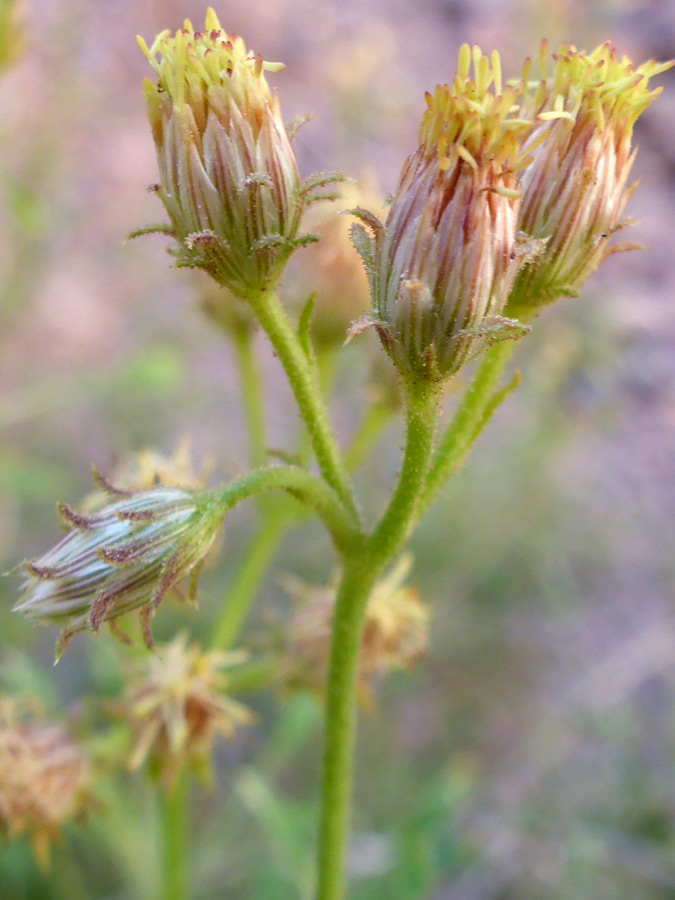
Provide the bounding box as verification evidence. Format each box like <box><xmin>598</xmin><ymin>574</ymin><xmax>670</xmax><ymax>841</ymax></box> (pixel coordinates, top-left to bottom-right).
<box><xmin>124</xmin><ymin>632</ymin><xmax>254</xmax><ymax>785</ymax></box>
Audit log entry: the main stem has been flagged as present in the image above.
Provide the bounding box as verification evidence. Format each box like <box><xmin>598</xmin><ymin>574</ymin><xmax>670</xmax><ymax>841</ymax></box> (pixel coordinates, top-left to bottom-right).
<box><xmin>316</xmin><ymin>378</ymin><xmax>440</xmax><ymax>900</ymax></box>
<box><xmin>250</xmin><ymin>291</ymin><xmax>359</xmax><ymax>522</ymax></box>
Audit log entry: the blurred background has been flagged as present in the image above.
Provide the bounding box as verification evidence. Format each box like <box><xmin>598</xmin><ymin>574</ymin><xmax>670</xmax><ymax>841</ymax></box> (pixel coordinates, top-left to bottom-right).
<box><xmin>1</xmin><ymin>0</ymin><xmax>674</xmax><ymax>898</ymax></box>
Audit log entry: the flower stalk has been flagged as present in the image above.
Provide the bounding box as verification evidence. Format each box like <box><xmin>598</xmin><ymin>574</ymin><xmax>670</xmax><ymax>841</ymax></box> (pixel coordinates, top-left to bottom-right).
<box><xmin>248</xmin><ymin>290</ymin><xmax>360</xmax><ymax>522</ymax></box>
<box><xmin>317</xmin><ymin>376</ymin><xmax>440</xmax><ymax>900</ymax></box>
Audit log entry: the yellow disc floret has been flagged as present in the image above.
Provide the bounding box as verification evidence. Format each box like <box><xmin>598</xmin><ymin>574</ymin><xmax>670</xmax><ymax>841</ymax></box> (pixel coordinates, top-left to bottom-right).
<box><xmin>522</xmin><ymin>40</ymin><xmax>672</xmax><ymax>132</ymax></box>
<box><xmin>137</xmin><ymin>9</ymin><xmax>304</xmax><ymax>300</ymax></box>
<box><xmin>419</xmin><ymin>44</ymin><xmax>532</xmax><ymax>181</ymax></box>
<box><xmin>137</xmin><ymin>8</ymin><xmax>284</xmax><ymax>136</ymax></box>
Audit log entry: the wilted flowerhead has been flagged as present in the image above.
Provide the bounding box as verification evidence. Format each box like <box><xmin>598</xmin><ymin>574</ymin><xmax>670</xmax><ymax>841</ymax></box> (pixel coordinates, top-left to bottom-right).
<box><xmin>124</xmin><ymin>632</ymin><xmax>253</xmax><ymax>785</ymax></box>
<box><xmin>0</xmin><ymin>697</ymin><xmax>93</xmax><ymax>869</ymax></box>
<box><xmin>506</xmin><ymin>41</ymin><xmax>673</xmax><ymax>318</ymax></box>
<box><xmin>351</xmin><ymin>46</ymin><xmax>533</xmax><ymax>380</ymax></box>
<box><xmin>138</xmin><ymin>9</ymin><xmax>305</xmax><ymax>300</ymax></box>
<box><xmin>14</xmin><ymin>475</ymin><xmax>226</xmax><ymax>659</ymax></box>
<box><xmin>284</xmin><ymin>556</ymin><xmax>429</xmax><ymax>701</ymax></box>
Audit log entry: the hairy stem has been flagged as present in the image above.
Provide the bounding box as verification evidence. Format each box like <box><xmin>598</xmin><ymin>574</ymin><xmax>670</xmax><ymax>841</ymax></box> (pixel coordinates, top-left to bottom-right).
<box><xmin>316</xmin><ymin>378</ymin><xmax>440</xmax><ymax>900</ymax></box>
<box><xmin>213</xmin><ymin>465</ymin><xmax>359</xmax><ymax>552</ymax></box>
<box><xmin>315</xmin><ymin>554</ymin><xmax>376</xmax><ymax>900</ymax></box>
<box><xmin>250</xmin><ymin>291</ymin><xmax>359</xmax><ymax>522</ymax></box>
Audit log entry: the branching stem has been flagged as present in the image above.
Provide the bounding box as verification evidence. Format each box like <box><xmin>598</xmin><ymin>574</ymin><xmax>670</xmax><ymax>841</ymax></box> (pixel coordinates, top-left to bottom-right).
<box><xmin>249</xmin><ymin>291</ymin><xmax>359</xmax><ymax>522</ymax></box>
<box><xmin>316</xmin><ymin>377</ymin><xmax>440</xmax><ymax>900</ymax></box>
<box><xmin>213</xmin><ymin>465</ymin><xmax>360</xmax><ymax>554</ymax></box>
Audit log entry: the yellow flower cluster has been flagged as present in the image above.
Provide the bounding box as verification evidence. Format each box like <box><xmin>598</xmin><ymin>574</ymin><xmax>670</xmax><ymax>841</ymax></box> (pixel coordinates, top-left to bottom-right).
<box><xmin>348</xmin><ymin>40</ymin><xmax>671</xmax><ymax>377</ymax></box>
<box><xmin>419</xmin><ymin>44</ymin><xmax>531</xmax><ymax>183</ymax></box>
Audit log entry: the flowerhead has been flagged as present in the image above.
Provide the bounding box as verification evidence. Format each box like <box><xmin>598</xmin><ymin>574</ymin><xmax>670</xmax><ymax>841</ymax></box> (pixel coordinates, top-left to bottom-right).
<box><xmin>81</xmin><ymin>439</ymin><xmax>211</xmax><ymax>511</ymax></box>
<box><xmin>0</xmin><ymin>697</ymin><xmax>93</xmax><ymax>869</ymax></box>
<box><xmin>124</xmin><ymin>632</ymin><xmax>253</xmax><ymax>785</ymax></box>
<box><xmin>284</xmin><ymin>556</ymin><xmax>429</xmax><ymax>701</ymax></box>
<box><xmin>352</xmin><ymin>45</ymin><xmax>534</xmax><ymax>380</ymax></box>
<box><xmin>138</xmin><ymin>9</ymin><xmax>303</xmax><ymax>299</ymax></box>
<box><xmin>506</xmin><ymin>41</ymin><xmax>673</xmax><ymax>318</ymax></box>
<box><xmin>14</xmin><ymin>476</ymin><xmax>226</xmax><ymax>659</ymax></box>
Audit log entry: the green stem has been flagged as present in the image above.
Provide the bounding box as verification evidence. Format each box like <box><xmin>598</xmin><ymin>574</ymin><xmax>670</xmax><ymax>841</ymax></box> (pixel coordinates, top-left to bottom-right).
<box><xmin>368</xmin><ymin>379</ymin><xmax>441</xmax><ymax>563</ymax></box>
<box><xmin>418</xmin><ymin>340</ymin><xmax>516</xmax><ymax>521</ymax></box>
<box><xmin>213</xmin><ymin>465</ymin><xmax>359</xmax><ymax>553</ymax></box>
<box><xmin>232</xmin><ymin>326</ymin><xmax>267</xmax><ymax>469</ymax></box>
<box><xmin>211</xmin><ymin>511</ymin><xmax>287</xmax><ymax>650</ymax></box>
<box><xmin>160</xmin><ymin>773</ymin><xmax>189</xmax><ymax>900</ymax></box>
<box><xmin>315</xmin><ymin>556</ymin><xmax>376</xmax><ymax>900</ymax></box>
<box><xmin>316</xmin><ymin>378</ymin><xmax>440</xmax><ymax>900</ymax></box>
<box><xmin>250</xmin><ymin>291</ymin><xmax>359</xmax><ymax>522</ymax></box>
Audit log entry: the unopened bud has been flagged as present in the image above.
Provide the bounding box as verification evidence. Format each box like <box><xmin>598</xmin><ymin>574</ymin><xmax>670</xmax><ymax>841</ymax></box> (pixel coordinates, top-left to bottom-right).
<box><xmin>352</xmin><ymin>46</ymin><xmax>533</xmax><ymax>380</ymax></box>
<box><xmin>506</xmin><ymin>41</ymin><xmax>673</xmax><ymax>317</ymax></box>
<box><xmin>138</xmin><ymin>9</ymin><xmax>304</xmax><ymax>299</ymax></box>
<box><xmin>14</xmin><ymin>476</ymin><xmax>226</xmax><ymax>659</ymax></box>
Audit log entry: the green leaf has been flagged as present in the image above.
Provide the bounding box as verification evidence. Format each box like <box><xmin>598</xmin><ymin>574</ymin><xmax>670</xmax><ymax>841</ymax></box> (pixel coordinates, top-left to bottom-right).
<box><xmin>299</xmin><ymin>171</ymin><xmax>349</xmax><ymax>195</ymax></box>
<box><xmin>350</xmin><ymin>222</ymin><xmax>376</xmax><ymax>274</ymax></box>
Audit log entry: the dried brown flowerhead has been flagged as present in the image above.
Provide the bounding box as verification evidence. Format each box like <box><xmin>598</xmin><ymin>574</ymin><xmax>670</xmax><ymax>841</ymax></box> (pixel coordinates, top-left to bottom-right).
<box><xmin>0</xmin><ymin>697</ymin><xmax>93</xmax><ymax>869</ymax></box>
<box><xmin>285</xmin><ymin>556</ymin><xmax>429</xmax><ymax>701</ymax></box>
<box><xmin>125</xmin><ymin>633</ymin><xmax>253</xmax><ymax>785</ymax></box>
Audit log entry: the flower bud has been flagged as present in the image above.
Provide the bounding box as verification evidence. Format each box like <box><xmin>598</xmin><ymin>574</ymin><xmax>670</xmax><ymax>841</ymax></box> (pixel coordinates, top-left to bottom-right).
<box><xmin>351</xmin><ymin>46</ymin><xmax>533</xmax><ymax>380</ymax></box>
<box><xmin>14</xmin><ymin>476</ymin><xmax>226</xmax><ymax>659</ymax></box>
<box><xmin>124</xmin><ymin>632</ymin><xmax>253</xmax><ymax>785</ymax></box>
<box><xmin>506</xmin><ymin>41</ymin><xmax>673</xmax><ymax>318</ymax></box>
<box><xmin>0</xmin><ymin>697</ymin><xmax>93</xmax><ymax>869</ymax></box>
<box><xmin>138</xmin><ymin>9</ymin><xmax>304</xmax><ymax>299</ymax></box>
